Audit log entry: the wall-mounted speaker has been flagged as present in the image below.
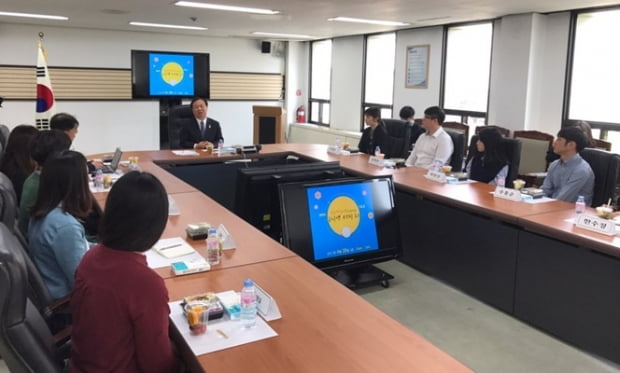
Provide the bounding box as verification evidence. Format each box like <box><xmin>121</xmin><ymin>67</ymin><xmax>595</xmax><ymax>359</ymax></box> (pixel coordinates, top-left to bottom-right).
<box><xmin>261</xmin><ymin>41</ymin><xmax>271</xmax><ymax>54</ymax></box>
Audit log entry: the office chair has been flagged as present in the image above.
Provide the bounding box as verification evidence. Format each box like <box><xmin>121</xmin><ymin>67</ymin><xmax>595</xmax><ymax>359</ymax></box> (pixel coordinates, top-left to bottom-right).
<box><xmin>0</xmin><ymin>124</ymin><xmax>9</xmax><ymax>162</ymax></box>
<box><xmin>475</xmin><ymin>125</ymin><xmax>510</xmax><ymax>137</ymax></box>
<box><xmin>443</xmin><ymin>122</ymin><xmax>469</xmax><ymax>157</ymax></box>
<box><xmin>513</xmin><ymin>130</ymin><xmax>554</xmax><ymax>176</ymax></box>
<box><xmin>0</xmin><ymin>171</ymin><xmax>18</xmax><ymax>231</ymax></box>
<box><xmin>383</xmin><ymin>119</ymin><xmax>412</xmax><ymax>158</ymax></box>
<box><xmin>0</xmin><ymin>223</ymin><xmax>70</xmax><ymax>373</ymax></box>
<box><xmin>580</xmin><ymin>148</ymin><xmax>620</xmax><ymax>207</ymax></box>
<box><xmin>445</xmin><ymin>129</ymin><xmax>465</xmax><ymax>172</ymax></box>
<box><xmin>465</xmin><ymin>135</ymin><xmax>522</xmax><ymax>188</ymax></box>
<box><xmin>168</xmin><ymin>105</ymin><xmax>193</xmax><ymax>149</ymax></box>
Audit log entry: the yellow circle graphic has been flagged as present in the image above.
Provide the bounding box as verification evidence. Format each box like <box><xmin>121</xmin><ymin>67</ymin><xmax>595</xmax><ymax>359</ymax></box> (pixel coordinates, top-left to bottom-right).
<box><xmin>161</xmin><ymin>62</ymin><xmax>184</xmax><ymax>86</ymax></box>
<box><xmin>327</xmin><ymin>196</ymin><xmax>360</xmax><ymax>238</ymax></box>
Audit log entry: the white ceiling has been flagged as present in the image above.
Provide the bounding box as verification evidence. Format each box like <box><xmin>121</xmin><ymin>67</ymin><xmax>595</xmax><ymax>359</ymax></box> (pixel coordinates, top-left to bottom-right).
<box><xmin>0</xmin><ymin>0</ymin><xmax>617</xmax><ymax>40</ymax></box>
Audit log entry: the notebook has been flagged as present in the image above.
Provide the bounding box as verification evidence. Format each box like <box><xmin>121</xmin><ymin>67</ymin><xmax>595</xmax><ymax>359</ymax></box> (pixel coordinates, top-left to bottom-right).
<box><xmin>101</xmin><ymin>147</ymin><xmax>122</xmax><ymax>174</ymax></box>
<box><xmin>153</xmin><ymin>237</ymin><xmax>196</xmax><ymax>258</ymax></box>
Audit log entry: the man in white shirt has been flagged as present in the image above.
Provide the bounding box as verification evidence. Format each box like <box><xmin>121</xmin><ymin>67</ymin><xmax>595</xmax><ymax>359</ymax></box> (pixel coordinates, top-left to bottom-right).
<box><xmin>405</xmin><ymin>106</ymin><xmax>454</xmax><ymax>169</ymax></box>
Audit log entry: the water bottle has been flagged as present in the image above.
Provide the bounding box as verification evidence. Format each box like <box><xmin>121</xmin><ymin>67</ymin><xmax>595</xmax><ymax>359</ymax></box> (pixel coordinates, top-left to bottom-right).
<box><xmin>335</xmin><ymin>138</ymin><xmax>342</xmax><ymax>151</ymax></box>
<box><xmin>497</xmin><ymin>176</ymin><xmax>506</xmax><ymax>188</ymax></box>
<box><xmin>206</xmin><ymin>228</ymin><xmax>220</xmax><ymax>265</ymax></box>
<box><xmin>240</xmin><ymin>278</ymin><xmax>257</xmax><ymax>328</ymax></box>
<box><xmin>217</xmin><ymin>139</ymin><xmax>224</xmax><ymax>157</ymax></box>
<box><xmin>575</xmin><ymin>195</ymin><xmax>586</xmax><ymax>214</ymax></box>
<box><xmin>94</xmin><ymin>169</ymin><xmax>104</xmax><ymax>191</ymax></box>
<box><xmin>374</xmin><ymin>146</ymin><xmax>381</xmax><ymax>156</ymax></box>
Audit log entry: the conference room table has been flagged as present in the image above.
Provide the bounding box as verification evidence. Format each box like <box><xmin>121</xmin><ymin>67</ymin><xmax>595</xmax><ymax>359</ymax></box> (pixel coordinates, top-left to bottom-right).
<box><xmin>90</xmin><ymin>146</ymin><xmax>473</xmax><ymax>372</ymax></box>
<box><xmin>92</xmin><ymin>143</ymin><xmax>620</xmax><ymax>367</ymax></box>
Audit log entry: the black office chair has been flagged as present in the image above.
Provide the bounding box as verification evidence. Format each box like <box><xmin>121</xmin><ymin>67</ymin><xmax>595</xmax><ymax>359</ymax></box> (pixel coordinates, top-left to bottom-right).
<box><xmin>383</xmin><ymin>119</ymin><xmax>412</xmax><ymax>159</ymax></box>
<box><xmin>580</xmin><ymin>148</ymin><xmax>620</xmax><ymax>207</ymax></box>
<box><xmin>0</xmin><ymin>223</ymin><xmax>70</xmax><ymax>373</ymax></box>
<box><xmin>0</xmin><ymin>124</ymin><xmax>9</xmax><ymax>163</ymax></box>
<box><xmin>445</xmin><ymin>129</ymin><xmax>465</xmax><ymax>172</ymax></box>
<box><xmin>465</xmin><ymin>135</ymin><xmax>522</xmax><ymax>188</ymax></box>
<box><xmin>168</xmin><ymin>105</ymin><xmax>193</xmax><ymax>149</ymax></box>
<box><xmin>0</xmin><ymin>171</ymin><xmax>17</xmax><ymax>230</ymax></box>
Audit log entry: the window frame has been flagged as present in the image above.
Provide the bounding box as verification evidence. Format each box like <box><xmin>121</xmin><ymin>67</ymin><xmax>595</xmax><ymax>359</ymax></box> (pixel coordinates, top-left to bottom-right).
<box><xmin>562</xmin><ymin>5</ymin><xmax>620</xmax><ymax>140</ymax></box>
<box><xmin>361</xmin><ymin>32</ymin><xmax>396</xmax><ymax>131</ymax></box>
<box><xmin>439</xmin><ymin>20</ymin><xmax>494</xmax><ymax>126</ymax></box>
<box><xmin>308</xmin><ymin>39</ymin><xmax>332</xmax><ymax>126</ymax></box>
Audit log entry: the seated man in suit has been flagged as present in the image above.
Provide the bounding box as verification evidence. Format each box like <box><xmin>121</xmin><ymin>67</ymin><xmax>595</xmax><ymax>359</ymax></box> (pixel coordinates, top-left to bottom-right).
<box><xmin>405</xmin><ymin>106</ymin><xmax>454</xmax><ymax>169</ymax></box>
<box><xmin>179</xmin><ymin>97</ymin><xmax>224</xmax><ymax>149</ymax></box>
<box><xmin>541</xmin><ymin>126</ymin><xmax>594</xmax><ymax>205</ymax></box>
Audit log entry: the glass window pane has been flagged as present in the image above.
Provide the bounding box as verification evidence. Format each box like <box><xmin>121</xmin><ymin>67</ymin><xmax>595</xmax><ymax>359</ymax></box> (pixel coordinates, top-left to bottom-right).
<box><xmin>380</xmin><ymin>108</ymin><xmax>392</xmax><ymax>119</ymax></box>
<box><xmin>569</xmin><ymin>9</ymin><xmax>620</xmax><ymax>123</ymax></box>
<box><xmin>364</xmin><ymin>33</ymin><xmax>396</xmax><ymax>105</ymax></box>
<box><xmin>311</xmin><ymin>101</ymin><xmax>320</xmax><ymax>122</ymax></box>
<box><xmin>443</xmin><ymin>23</ymin><xmax>492</xmax><ymax>112</ymax></box>
<box><xmin>311</xmin><ymin>40</ymin><xmax>332</xmax><ymax>100</ymax></box>
<box><xmin>445</xmin><ymin>114</ymin><xmax>461</xmax><ymax>122</ymax></box>
<box><xmin>322</xmin><ymin>103</ymin><xmax>330</xmax><ymax>124</ymax></box>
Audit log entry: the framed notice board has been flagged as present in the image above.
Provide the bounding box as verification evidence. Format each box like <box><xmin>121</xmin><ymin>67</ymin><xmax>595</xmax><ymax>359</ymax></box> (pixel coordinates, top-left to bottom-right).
<box><xmin>405</xmin><ymin>45</ymin><xmax>429</xmax><ymax>89</ymax></box>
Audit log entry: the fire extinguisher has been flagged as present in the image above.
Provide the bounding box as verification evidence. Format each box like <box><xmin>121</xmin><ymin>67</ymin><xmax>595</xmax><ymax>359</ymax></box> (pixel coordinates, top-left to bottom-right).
<box><xmin>296</xmin><ymin>105</ymin><xmax>306</xmax><ymax>123</ymax></box>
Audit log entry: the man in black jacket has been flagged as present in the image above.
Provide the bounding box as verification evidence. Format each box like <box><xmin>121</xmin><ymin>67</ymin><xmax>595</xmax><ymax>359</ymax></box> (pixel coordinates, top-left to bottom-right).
<box><xmin>178</xmin><ymin>97</ymin><xmax>223</xmax><ymax>149</ymax></box>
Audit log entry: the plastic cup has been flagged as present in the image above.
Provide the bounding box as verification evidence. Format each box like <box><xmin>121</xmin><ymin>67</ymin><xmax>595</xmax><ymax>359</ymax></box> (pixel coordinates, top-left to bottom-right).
<box><xmin>186</xmin><ymin>304</ymin><xmax>209</xmax><ymax>335</ymax></box>
<box><xmin>513</xmin><ymin>179</ymin><xmax>525</xmax><ymax>190</ymax></box>
<box><xmin>596</xmin><ymin>206</ymin><xmax>613</xmax><ymax>219</ymax></box>
<box><xmin>442</xmin><ymin>165</ymin><xmax>452</xmax><ymax>174</ymax></box>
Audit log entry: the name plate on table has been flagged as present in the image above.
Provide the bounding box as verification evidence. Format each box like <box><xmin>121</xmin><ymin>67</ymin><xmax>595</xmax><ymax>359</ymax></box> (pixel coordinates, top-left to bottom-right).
<box><xmin>425</xmin><ymin>169</ymin><xmax>447</xmax><ymax>183</ymax></box>
<box><xmin>368</xmin><ymin>156</ymin><xmax>385</xmax><ymax>167</ymax></box>
<box><xmin>575</xmin><ymin>214</ymin><xmax>616</xmax><ymax>236</ymax></box>
<box><xmin>494</xmin><ymin>186</ymin><xmax>522</xmax><ymax>201</ymax></box>
<box><xmin>254</xmin><ymin>283</ymin><xmax>282</xmax><ymax>321</ymax></box>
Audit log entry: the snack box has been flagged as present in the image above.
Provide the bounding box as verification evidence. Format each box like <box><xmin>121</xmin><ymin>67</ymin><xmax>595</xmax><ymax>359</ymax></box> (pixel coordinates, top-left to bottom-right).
<box><xmin>181</xmin><ymin>292</ymin><xmax>224</xmax><ymax>321</ymax></box>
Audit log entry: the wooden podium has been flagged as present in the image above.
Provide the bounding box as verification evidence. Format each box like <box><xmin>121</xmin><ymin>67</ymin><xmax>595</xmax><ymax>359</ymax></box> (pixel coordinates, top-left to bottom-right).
<box><xmin>252</xmin><ymin>106</ymin><xmax>286</xmax><ymax>144</ymax></box>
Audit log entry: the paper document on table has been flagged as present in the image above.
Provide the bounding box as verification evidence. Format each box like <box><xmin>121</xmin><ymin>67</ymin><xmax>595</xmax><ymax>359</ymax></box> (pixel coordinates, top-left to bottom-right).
<box><xmin>152</xmin><ymin>237</ymin><xmax>195</xmax><ymax>258</ymax></box>
<box><xmin>522</xmin><ymin>196</ymin><xmax>555</xmax><ymax>204</ymax></box>
<box><xmin>145</xmin><ymin>248</ymin><xmax>205</xmax><ymax>269</ymax></box>
<box><xmin>169</xmin><ymin>300</ymin><xmax>277</xmax><ymax>355</ymax></box>
<box><xmin>172</xmin><ymin>150</ymin><xmax>199</xmax><ymax>156</ymax></box>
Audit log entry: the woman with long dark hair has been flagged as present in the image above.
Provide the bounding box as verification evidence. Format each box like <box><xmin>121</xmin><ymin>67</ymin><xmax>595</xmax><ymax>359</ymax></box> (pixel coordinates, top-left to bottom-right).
<box><xmin>28</xmin><ymin>150</ymin><xmax>94</xmax><ymax>300</ymax></box>
<box><xmin>358</xmin><ymin>107</ymin><xmax>389</xmax><ymax>156</ymax></box>
<box><xmin>465</xmin><ymin>128</ymin><xmax>509</xmax><ymax>185</ymax></box>
<box><xmin>0</xmin><ymin>125</ymin><xmax>38</xmax><ymax>200</ymax></box>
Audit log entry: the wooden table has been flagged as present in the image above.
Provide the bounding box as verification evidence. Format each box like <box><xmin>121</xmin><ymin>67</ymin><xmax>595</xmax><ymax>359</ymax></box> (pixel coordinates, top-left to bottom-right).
<box><xmin>166</xmin><ymin>257</ymin><xmax>472</xmax><ymax>373</ymax></box>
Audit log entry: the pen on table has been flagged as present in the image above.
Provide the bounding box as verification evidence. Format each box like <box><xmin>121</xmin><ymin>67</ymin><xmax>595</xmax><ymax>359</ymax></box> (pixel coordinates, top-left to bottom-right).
<box><xmin>158</xmin><ymin>243</ymin><xmax>182</xmax><ymax>251</ymax></box>
<box><xmin>216</xmin><ymin>329</ymin><xmax>228</xmax><ymax>339</ymax></box>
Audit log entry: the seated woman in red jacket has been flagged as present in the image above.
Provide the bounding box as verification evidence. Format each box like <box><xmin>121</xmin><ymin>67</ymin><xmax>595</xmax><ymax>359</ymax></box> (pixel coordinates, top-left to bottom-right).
<box><xmin>71</xmin><ymin>171</ymin><xmax>181</xmax><ymax>373</ymax></box>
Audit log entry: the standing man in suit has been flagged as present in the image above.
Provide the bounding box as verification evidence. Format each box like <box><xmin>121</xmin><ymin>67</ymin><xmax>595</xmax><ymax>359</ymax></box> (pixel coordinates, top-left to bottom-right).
<box><xmin>179</xmin><ymin>97</ymin><xmax>224</xmax><ymax>149</ymax></box>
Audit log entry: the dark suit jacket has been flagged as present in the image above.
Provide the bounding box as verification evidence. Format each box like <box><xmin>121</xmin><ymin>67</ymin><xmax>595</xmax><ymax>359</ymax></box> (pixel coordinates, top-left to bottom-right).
<box><xmin>178</xmin><ymin>117</ymin><xmax>223</xmax><ymax>149</ymax></box>
<box><xmin>358</xmin><ymin>124</ymin><xmax>389</xmax><ymax>156</ymax></box>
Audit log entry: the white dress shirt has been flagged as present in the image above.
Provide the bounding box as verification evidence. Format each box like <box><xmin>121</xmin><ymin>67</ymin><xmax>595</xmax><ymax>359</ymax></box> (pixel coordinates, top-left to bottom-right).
<box><xmin>405</xmin><ymin>126</ymin><xmax>454</xmax><ymax>169</ymax></box>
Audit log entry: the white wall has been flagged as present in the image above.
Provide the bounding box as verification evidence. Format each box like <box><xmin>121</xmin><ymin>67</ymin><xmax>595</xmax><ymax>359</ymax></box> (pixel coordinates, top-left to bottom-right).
<box><xmin>393</xmin><ymin>27</ymin><xmax>444</xmax><ymax>118</ymax></box>
<box><xmin>330</xmin><ymin>36</ymin><xmax>364</xmax><ymax>132</ymax></box>
<box><xmin>0</xmin><ymin>23</ymin><xmax>285</xmax><ymax>153</ymax></box>
<box><xmin>525</xmin><ymin>12</ymin><xmax>571</xmax><ymax>136</ymax></box>
<box><xmin>284</xmin><ymin>41</ymin><xmax>309</xmax><ymax>132</ymax></box>
<box><xmin>487</xmin><ymin>14</ymin><xmax>535</xmax><ymax>132</ymax></box>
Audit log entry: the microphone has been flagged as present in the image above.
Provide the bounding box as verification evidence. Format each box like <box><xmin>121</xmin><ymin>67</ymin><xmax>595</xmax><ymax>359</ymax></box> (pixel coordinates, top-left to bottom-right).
<box><xmin>235</xmin><ymin>144</ymin><xmax>262</xmax><ymax>154</ymax></box>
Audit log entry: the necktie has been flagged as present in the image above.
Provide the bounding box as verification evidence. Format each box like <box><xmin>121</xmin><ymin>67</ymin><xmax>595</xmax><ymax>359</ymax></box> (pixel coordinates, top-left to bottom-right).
<box><xmin>200</xmin><ymin>120</ymin><xmax>205</xmax><ymax>138</ymax></box>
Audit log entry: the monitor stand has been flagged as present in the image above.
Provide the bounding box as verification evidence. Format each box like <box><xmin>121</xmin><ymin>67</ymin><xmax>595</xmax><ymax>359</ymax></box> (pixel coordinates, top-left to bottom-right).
<box><xmin>326</xmin><ymin>265</ymin><xmax>394</xmax><ymax>289</ymax></box>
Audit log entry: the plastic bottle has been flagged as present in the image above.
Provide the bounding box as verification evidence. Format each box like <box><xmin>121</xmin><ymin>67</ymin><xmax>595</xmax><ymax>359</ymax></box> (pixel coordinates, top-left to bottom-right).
<box><xmin>497</xmin><ymin>176</ymin><xmax>506</xmax><ymax>188</ymax></box>
<box><xmin>240</xmin><ymin>278</ymin><xmax>257</xmax><ymax>328</ymax></box>
<box><xmin>94</xmin><ymin>169</ymin><xmax>104</xmax><ymax>191</ymax></box>
<box><xmin>206</xmin><ymin>228</ymin><xmax>220</xmax><ymax>265</ymax></box>
<box><xmin>335</xmin><ymin>138</ymin><xmax>342</xmax><ymax>151</ymax></box>
<box><xmin>575</xmin><ymin>195</ymin><xmax>586</xmax><ymax>214</ymax></box>
<box><xmin>217</xmin><ymin>139</ymin><xmax>224</xmax><ymax>157</ymax></box>
<box><xmin>374</xmin><ymin>146</ymin><xmax>381</xmax><ymax>156</ymax></box>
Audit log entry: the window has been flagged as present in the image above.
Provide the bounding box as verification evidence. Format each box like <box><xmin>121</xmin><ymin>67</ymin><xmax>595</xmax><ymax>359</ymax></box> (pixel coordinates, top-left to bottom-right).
<box><xmin>309</xmin><ymin>39</ymin><xmax>332</xmax><ymax>125</ymax></box>
<box><xmin>566</xmin><ymin>8</ymin><xmax>620</xmax><ymax>150</ymax></box>
<box><xmin>442</xmin><ymin>22</ymin><xmax>493</xmax><ymax>125</ymax></box>
<box><xmin>363</xmin><ymin>33</ymin><xmax>396</xmax><ymax>128</ymax></box>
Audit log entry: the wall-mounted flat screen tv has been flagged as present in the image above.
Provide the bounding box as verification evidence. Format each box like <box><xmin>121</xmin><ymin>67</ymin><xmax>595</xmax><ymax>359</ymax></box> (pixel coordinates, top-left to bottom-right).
<box><xmin>131</xmin><ymin>50</ymin><xmax>210</xmax><ymax>98</ymax></box>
